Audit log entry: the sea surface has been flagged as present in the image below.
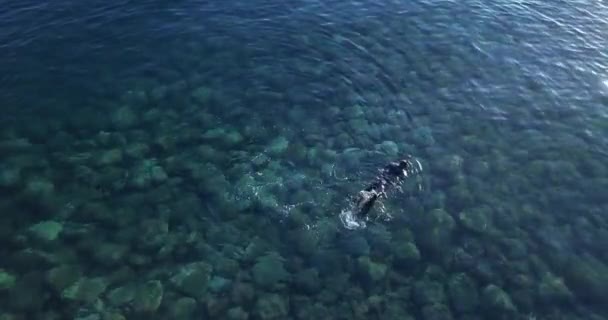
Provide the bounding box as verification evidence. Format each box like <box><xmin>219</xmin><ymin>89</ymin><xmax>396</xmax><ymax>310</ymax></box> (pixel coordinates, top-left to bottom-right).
<box><xmin>1</xmin><ymin>0</ymin><xmax>608</xmax><ymax>319</ymax></box>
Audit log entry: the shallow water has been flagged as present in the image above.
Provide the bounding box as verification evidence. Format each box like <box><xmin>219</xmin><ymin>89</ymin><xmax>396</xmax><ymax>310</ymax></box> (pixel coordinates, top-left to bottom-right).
<box><xmin>1</xmin><ymin>0</ymin><xmax>608</xmax><ymax>319</ymax></box>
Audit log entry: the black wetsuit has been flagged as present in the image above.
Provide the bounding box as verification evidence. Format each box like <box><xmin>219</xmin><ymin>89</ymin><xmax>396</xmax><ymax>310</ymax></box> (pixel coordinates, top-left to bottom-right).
<box><xmin>353</xmin><ymin>158</ymin><xmax>414</xmax><ymax>217</ymax></box>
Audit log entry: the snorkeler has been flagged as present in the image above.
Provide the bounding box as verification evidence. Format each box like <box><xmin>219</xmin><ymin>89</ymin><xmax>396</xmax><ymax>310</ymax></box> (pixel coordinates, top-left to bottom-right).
<box><xmin>352</xmin><ymin>157</ymin><xmax>417</xmax><ymax>217</ymax></box>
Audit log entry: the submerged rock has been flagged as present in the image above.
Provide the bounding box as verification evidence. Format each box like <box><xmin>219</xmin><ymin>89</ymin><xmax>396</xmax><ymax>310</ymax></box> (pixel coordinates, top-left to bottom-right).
<box><xmin>28</xmin><ymin>220</ymin><xmax>63</xmax><ymax>242</ymax></box>
<box><xmin>92</xmin><ymin>243</ymin><xmax>129</xmax><ymax>267</ymax></box>
<box><xmin>563</xmin><ymin>254</ymin><xmax>608</xmax><ymax>304</ymax></box>
<box><xmin>267</xmin><ymin>136</ymin><xmax>289</xmax><ymax>156</ymax></box>
<box><xmin>421</xmin><ymin>303</ymin><xmax>453</xmax><ymax>320</ymax></box>
<box><xmin>0</xmin><ymin>165</ymin><xmax>21</xmax><ymax>188</ymax></box>
<box><xmin>192</xmin><ymin>86</ymin><xmax>213</xmax><ymax>105</ymax></box>
<box><xmin>8</xmin><ymin>272</ymin><xmax>48</xmax><ymax>311</ymax></box>
<box><xmin>340</xmin><ymin>234</ymin><xmax>370</xmax><ymax>257</ymax></box>
<box><xmin>291</xmin><ymin>228</ymin><xmax>320</xmax><ymax>257</ymax></box>
<box><xmin>111</xmin><ymin>106</ymin><xmax>137</xmax><ymax>129</ymax></box>
<box><xmin>101</xmin><ymin>312</ymin><xmax>126</xmax><ymax>320</ymax></box>
<box><xmin>231</xmin><ymin>282</ymin><xmax>255</xmax><ymax>305</ymax></box>
<box><xmin>412</xmin><ymin>126</ymin><xmax>435</xmax><ymax>147</ymax></box>
<box><xmin>481</xmin><ymin>284</ymin><xmax>516</xmax><ymax>313</ymax></box>
<box><xmin>538</xmin><ymin>273</ymin><xmax>573</xmax><ymax>303</ymax></box>
<box><xmin>458</xmin><ymin>206</ymin><xmax>493</xmax><ymax>235</ymax></box>
<box><xmin>375</xmin><ymin>140</ymin><xmax>399</xmax><ymax>156</ymax></box>
<box><xmin>357</xmin><ymin>256</ymin><xmax>388</xmax><ymax>283</ymax></box>
<box><xmin>133</xmin><ymin>280</ymin><xmax>163</xmax><ymax>313</ymax></box>
<box><xmin>417</xmin><ymin>209</ymin><xmax>455</xmax><ymax>255</ymax></box>
<box><xmin>24</xmin><ymin>177</ymin><xmax>55</xmax><ymax>198</ymax></box>
<box><xmin>130</xmin><ymin>161</ymin><xmax>168</xmax><ymax>189</ymax></box>
<box><xmin>169</xmin><ymin>261</ymin><xmax>212</xmax><ymax>299</ymax></box>
<box><xmin>294</xmin><ymin>268</ymin><xmax>321</xmax><ymax>294</ymax></box>
<box><xmin>224</xmin><ymin>129</ymin><xmax>244</xmax><ymax>146</ymax></box>
<box><xmin>447</xmin><ymin>273</ymin><xmax>479</xmax><ymax>314</ymax></box>
<box><xmin>96</xmin><ymin>149</ymin><xmax>123</xmax><ymax>166</ymax></box>
<box><xmin>202</xmin><ymin>127</ymin><xmax>243</xmax><ymax>147</ymax></box>
<box><xmin>255</xmin><ymin>293</ymin><xmax>289</xmax><ymax>320</ymax></box>
<box><xmin>137</xmin><ymin>219</ymin><xmax>169</xmax><ymax>251</ymax></box>
<box><xmin>208</xmin><ymin>276</ymin><xmax>231</xmax><ymax>294</ymax></box>
<box><xmin>169</xmin><ymin>297</ymin><xmax>197</xmax><ymax>319</ymax></box>
<box><xmin>413</xmin><ymin>280</ymin><xmax>447</xmax><ymax>306</ymax></box>
<box><xmin>106</xmin><ymin>283</ymin><xmax>136</xmax><ymax>307</ymax></box>
<box><xmin>393</xmin><ymin>241</ymin><xmax>421</xmax><ymax>268</ymax></box>
<box><xmin>125</xmin><ymin>143</ymin><xmax>150</xmax><ymax>159</ymax></box>
<box><xmin>62</xmin><ymin>277</ymin><xmax>108</xmax><ymax>304</ymax></box>
<box><xmin>252</xmin><ymin>252</ymin><xmax>289</xmax><ymax>289</ymax></box>
<box><xmin>227</xmin><ymin>306</ymin><xmax>249</xmax><ymax>320</ymax></box>
<box><xmin>0</xmin><ymin>269</ymin><xmax>17</xmax><ymax>290</ymax></box>
<box><xmin>47</xmin><ymin>265</ymin><xmax>81</xmax><ymax>293</ymax></box>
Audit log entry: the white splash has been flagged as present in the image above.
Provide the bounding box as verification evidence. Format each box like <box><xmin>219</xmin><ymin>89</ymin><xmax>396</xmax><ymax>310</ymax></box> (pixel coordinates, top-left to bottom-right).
<box><xmin>339</xmin><ymin>209</ymin><xmax>366</xmax><ymax>230</ymax></box>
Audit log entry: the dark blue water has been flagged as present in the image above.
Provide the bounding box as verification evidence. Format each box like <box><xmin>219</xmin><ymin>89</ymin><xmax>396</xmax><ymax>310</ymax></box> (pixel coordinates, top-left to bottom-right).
<box><xmin>1</xmin><ymin>0</ymin><xmax>608</xmax><ymax>319</ymax></box>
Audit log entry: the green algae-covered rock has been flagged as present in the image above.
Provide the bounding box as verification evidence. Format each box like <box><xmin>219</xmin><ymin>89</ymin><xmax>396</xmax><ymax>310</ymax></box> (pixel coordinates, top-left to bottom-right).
<box><xmin>563</xmin><ymin>254</ymin><xmax>608</xmax><ymax>303</ymax></box>
<box><xmin>208</xmin><ymin>276</ymin><xmax>231</xmax><ymax>294</ymax></box>
<box><xmin>446</xmin><ymin>184</ymin><xmax>474</xmax><ymax>211</ymax></box>
<box><xmin>381</xmin><ymin>303</ymin><xmax>414</xmax><ymax>320</ymax></box>
<box><xmin>447</xmin><ymin>273</ymin><xmax>479</xmax><ymax>314</ymax></box>
<box><xmin>0</xmin><ymin>269</ymin><xmax>16</xmax><ymax>290</ymax></box>
<box><xmin>137</xmin><ymin>218</ymin><xmax>169</xmax><ymax>251</ymax></box>
<box><xmin>0</xmin><ymin>165</ymin><xmax>21</xmax><ymax>188</ymax></box>
<box><xmin>481</xmin><ymin>284</ymin><xmax>516</xmax><ymax>313</ymax></box>
<box><xmin>106</xmin><ymin>283</ymin><xmax>136</xmax><ymax>307</ymax></box>
<box><xmin>348</xmin><ymin>118</ymin><xmax>369</xmax><ymax>135</ymax></box>
<box><xmin>421</xmin><ymin>303</ymin><xmax>453</xmax><ymax>320</ymax></box>
<box><xmin>393</xmin><ymin>241</ymin><xmax>421</xmax><ymax>268</ymax></box>
<box><xmin>47</xmin><ymin>265</ymin><xmax>81</xmax><ymax>292</ymax></box>
<box><xmin>96</xmin><ymin>149</ymin><xmax>123</xmax><ymax>166</ymax></box>
<box><xmin>130</xmin><ymin>161</ymin><xmax>168</xmax><ymax>189</ymax></box>
<box><xmin>255</xmin><ymin>293</ymin><xmax>289</xmax><ymax>320</ymax></box>
<box><xmin>24</xmin><ymin>177</ymin><xmax>55</xmax><ymax>198</ymax></box>
<box><xmin>376</xmin><ymin>140</ymin><xmax>399</xmax><ymax>156</ymax></box>
<box><xmin>417</xmin><ymin>209</ymin><xmax>455</xmax><ymax>255</ymax></box>
<box><xmin>227</xmin><ymin>306</ymin><xmax>249</xmax><ymax>320</ymax></box>
<box><xmin>458</xmin><ymin>206</ymin><xmax>493</xmax><ymax>235</ymax></box>
<box><xmin>192</xmin><ymin>86</ymin><xmax>213</xmax><ymax>105</ymax></box>
<box><xmin>169</xmin><ymin>297</ymin><xmax>197</xmax><ymax>319</ymax></box>
<box><xmin>133</xmin><ymin>280</ymin><xmax>163</xmax><ymax>313</ymax></box>
<box><xmin>413</xmin><ymin>280</ymin><xmax>447</xmax><ymax>306</ymax></box>
<box><xmin>255</xmin><ymin>191</ymin><xmax>280</xmax><ymax>211</ymax></box>
<box><xmin>111</xmin><ymin>105</ymin><xmax>137</xmax><ymax>129</ymax></box>
<box><xmin>62</xmin><ymin>277</ymin><xmax>108</xmax><ymax>304</ymax></box>
<box><xmin>225</xmin><ymin>129</ymin><xmax>244</xmax><ymax>146</ymax></box>
<box><xmin>537</xmin><ymin>272</ymin><xmax>573</xmax><ymax>304</ymax></box>
<box><xmin>252</xmin><ymin>252</ymin><xmax>289</xmax><ymax>289</ymax></box>
<box><xmin>412</xmin><ymin>126</ymin><xmax>435</xmax><ymax>147</ymax></box>
<box><xmin>357</xmin><ymin>256</ymin><xmax>388</xmax><ymax>283</ymax></box>
<box><xmin>92</xmin><ymin>243</ymin><xmax>129</xmax><ymax>267</ymax></box>
<box><xmin>101</xmin><ymin>312</ymin><xmax>126</xmax><ymax>320</ymax></box>
<box><xmin>28</xmin><ymin>220</ymin><xmax>63</xmax><ymax>242</ymax></box>
<box><xmin>202</xmin><ymin>126</ymin><xmax>243</xmax><ymax>147</ymax></box>
<box><xmin>125</xmin><ymin>143</ymin><xmax>150</xmax><ymax>159</ymax></box>
<box><xmin>202</xmin><ymin>127</ymin><xmax>225</xmax><ymax>140</ymax></box>
<box><xmin>267</xmin><ymin>136</ymin><xmax>289</xmax><ymax>156</ymax></box>
<box><xmin>169</xmin><ymin>261</ymin><xmax>212</xmax><ymax>299</ymax></box>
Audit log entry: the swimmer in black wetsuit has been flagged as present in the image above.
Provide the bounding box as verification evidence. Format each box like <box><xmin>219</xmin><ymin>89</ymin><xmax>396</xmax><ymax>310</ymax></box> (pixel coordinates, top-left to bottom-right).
<box><xmin>353</xmin><ymin>157</ymin><xmax>416</xmax><ymax>217</ymax></box>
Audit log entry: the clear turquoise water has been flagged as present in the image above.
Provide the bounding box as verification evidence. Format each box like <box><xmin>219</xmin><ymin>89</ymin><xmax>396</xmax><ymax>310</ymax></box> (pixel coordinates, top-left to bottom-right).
<box><xmin>1</xmin><ymin>0</ymin><xmax>608</xmax><ymax>319</ymax></box>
